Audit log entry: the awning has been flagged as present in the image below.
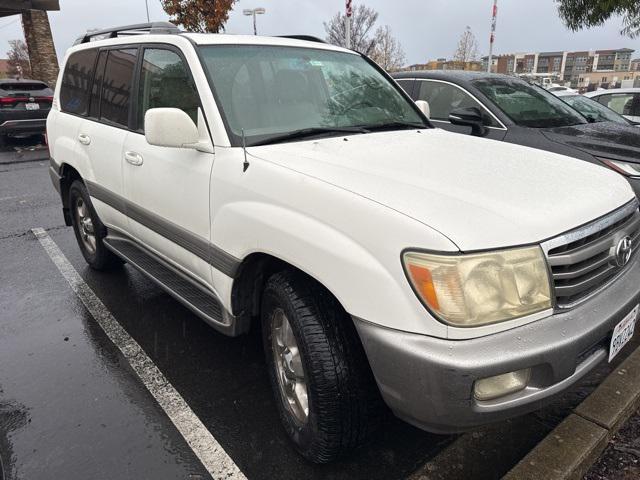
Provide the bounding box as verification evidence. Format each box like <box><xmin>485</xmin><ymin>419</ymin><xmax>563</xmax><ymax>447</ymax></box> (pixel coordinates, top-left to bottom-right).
<box><xmin>0</xmin><ymin>0</ymin><xmax>60</xmax><ymax>18</ymax></box>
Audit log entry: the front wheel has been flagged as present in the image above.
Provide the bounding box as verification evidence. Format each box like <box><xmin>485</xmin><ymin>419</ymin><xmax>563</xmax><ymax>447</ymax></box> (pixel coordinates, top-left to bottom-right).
<box><xmin>261</xmin><ymin>270</ymin><xmax>383</xmax><ymax>463</ymax></box>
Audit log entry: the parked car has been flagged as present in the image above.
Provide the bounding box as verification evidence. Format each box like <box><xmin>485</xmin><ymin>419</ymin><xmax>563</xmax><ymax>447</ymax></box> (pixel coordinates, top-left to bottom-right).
<box><xmin>49</xmin><ymin>23</ymin><xmax>640</xmax><ymax>463</ymax></box>
<box><xmin>553</xmin><ymin>90</ymin><xmax>636</xmax><ymax>126</ymax></box>
<box><xmin>0</xmin><ymin>78</ymin><xmax>53</xmax><ymax>145</ymax></box>
<box><xmin>585</xmin><ymin>88</ymin><xmax>640</xmax><ymax>124</ymax></box>
<box><xmin>392</xmin><ymin>71</ymin><xmax>640</xmax><ymax>196</ymax></box>
<box><xmin>547</xmin><ymin>84</ymin><xmax>577</xmax><ymax>94</ymax></box>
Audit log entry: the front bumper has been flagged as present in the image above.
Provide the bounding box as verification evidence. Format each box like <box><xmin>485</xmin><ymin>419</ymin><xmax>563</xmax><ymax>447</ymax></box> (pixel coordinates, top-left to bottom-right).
<box><xmin>354</xmin><ymin>254</ymin><xmax>640</xmax><ymax>434</ymax></box>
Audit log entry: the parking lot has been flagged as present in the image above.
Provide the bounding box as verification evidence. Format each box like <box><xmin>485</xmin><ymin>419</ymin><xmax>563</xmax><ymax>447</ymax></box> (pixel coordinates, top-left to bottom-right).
<box><xmin>0</xmin><ymin>143</ymin><xmax>639</xmax><ymax>480</ymax></box>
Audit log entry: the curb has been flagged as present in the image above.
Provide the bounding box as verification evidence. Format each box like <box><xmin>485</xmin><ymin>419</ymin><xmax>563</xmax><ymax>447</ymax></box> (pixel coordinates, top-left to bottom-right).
<box><xmin>503</xmin><ymin>343</ymin><xmax>640</xmax><ymax>480</ymax></box>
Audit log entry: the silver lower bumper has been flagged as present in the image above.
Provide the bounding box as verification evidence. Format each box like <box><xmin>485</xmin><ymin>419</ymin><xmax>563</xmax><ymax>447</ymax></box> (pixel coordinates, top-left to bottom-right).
<box><xmin>354</xmin><ymin>255</ymin><xmax>640</xmax><ymax>434</ymax></box>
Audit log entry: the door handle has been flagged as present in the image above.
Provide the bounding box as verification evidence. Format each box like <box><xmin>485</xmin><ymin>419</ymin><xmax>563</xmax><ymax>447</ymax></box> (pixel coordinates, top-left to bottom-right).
<box><xmin>124</xmin><ymin>151</ymin><xmax>144</xmax><ymax>166</ymax></box>
<box><xmin>78</xmin><ymin>133</ymin><xmax>91</xmax><ymax>145</ymax></box>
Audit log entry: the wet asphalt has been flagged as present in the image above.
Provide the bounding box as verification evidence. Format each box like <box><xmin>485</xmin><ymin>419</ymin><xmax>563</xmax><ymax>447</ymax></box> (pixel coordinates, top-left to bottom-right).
<box><xmin>1</xmin><ymin>142</ymin><xmax>638</xmax><ymax>480</ymax></box>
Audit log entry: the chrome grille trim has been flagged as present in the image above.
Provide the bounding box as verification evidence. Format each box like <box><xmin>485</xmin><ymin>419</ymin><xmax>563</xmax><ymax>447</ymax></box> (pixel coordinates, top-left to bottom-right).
<box><xmin>541</xmin><ymin>199</ymin><xmax>640</xmax><ymax>310</ymax></box>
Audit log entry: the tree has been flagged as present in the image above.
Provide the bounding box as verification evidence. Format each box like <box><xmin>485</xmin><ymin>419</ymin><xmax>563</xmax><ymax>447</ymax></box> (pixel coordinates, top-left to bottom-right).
<box><xmin>370</xmin><ymin>25</ymin><xmax>406</xmax><ymax>71</ymax></box>
<box><xmin>161</xmin><ymin>0</ymin><xmax>237</xmax><ymax>33</ymax></box>
<box><xmin>21</xmin><ymin>10</ymin><xmax>58</xmax><ymax>86</ymax></box>
<box><xmin>324</xmin><ymin>5</ymin><xmax>406</xmax><ymax>69</ymax></box>
<box><xmin>7</xmin><ymin>40</ymin><xmax>31</xmax><ymax>79</ymax></box>
<box><xmin>324</xmin><ymin>4</ymin><xmax>380</xmax><ymax>55</ymax></box>
<box><xmin>453</xmin><ymin>26</ymin><xmax>479</xmax><ymax>69</ymax></box>
<box><xmin>557</xmin><ymin>0</ymin><xmax>640</xmax><ymax>38</ymax></box>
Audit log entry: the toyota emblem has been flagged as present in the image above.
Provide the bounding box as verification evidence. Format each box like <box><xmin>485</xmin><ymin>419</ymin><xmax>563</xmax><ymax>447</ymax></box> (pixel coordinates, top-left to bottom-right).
<box><xmin>615</xmin><ymin>236</ymin><xmax>633</xmax><ymax>267</ymax></box>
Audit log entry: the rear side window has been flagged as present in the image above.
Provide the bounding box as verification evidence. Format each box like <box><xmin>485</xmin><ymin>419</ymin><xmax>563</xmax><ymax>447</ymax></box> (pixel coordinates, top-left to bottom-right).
<box><xmin>137</xmin><ymin>48</ymin><xmax>199</xmax><ymax>130</ymax></box>
<box><xmin>60</xmin><ymin>49</ymin><xmax>98</xmax><ymax>115</ymax></box>
<box><xmin>100</xmin><ymin>48</ymin><xmax>137</xmax><ymax>128</ymax></box>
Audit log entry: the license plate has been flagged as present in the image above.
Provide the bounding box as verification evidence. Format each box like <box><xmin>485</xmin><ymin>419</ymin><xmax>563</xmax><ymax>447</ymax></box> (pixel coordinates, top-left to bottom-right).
<box><xmin>25</xmin><ymin>102</ymin><xmax>39</xmax><ymax>110</ymax></box>
<box><xmin>609</xmin><ymin>304</ymin><xmax>638</xmax><ymax>362</ymax></box>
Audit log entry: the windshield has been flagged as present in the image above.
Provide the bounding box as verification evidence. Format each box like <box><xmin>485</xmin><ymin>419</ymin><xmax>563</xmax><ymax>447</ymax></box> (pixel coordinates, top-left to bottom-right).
<box><xmin>472</xmin><ymin>77</ymin><xmax>587</xmax><ymax>128</ymax></box>
<box><xmin>560</xmin><ymin>95</ymin><xmax>630</xmax><ymax>125</ymax></box>
<box><xmin>198</xmin><ymin>45</ymin><xmax>426</xmax><ymax>146</ymax></box>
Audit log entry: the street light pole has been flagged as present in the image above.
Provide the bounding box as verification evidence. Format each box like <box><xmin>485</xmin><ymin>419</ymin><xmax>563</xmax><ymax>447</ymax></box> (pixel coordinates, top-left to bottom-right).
<box><xmin>243</xmin><ymin>7</ymin><xmax>266</xmax><ymax>35</ymax></box>
<box><xmin>144</xmin><ymin>0</ymin><xmax>150</xmax><ymax>22</ymax></box>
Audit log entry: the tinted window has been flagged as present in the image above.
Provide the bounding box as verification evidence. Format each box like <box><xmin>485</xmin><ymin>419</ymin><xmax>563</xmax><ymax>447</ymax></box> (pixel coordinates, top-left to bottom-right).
<box><xmin>473</xmin><ymin>77</ymin><xmax>587</xmax><ymax>128</ymax></box>
<box><xmin>416</xmin><ymin>80</ymin><xmax>499</xmax><ymax>127</ymax></box>
<box><xmin>100</xmin><ymin>49</ymin><xmax>137</xmax><ymax>128</ymax></box>
<box><xmin>89</xmin><ymin>50</ymin><xmax>107</xmax><ymax>118</ymax></box>
<box><xmin>60</xmin><ymin>49</ymin><xmax>98</xmax><ymax>115</ymax></box>
<box><xmin>137</xmin><ymin>48</ymin><xmax>199</xmax><ymax>130</ymax></box>
<box><xmin>1</xmin><ymin>82</ymin><xmax>49</xmax><ymax>91</ymax></box>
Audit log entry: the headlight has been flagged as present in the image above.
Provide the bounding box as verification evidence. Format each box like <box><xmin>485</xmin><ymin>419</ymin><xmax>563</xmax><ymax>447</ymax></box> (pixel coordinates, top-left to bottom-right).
<box><xmin>598</xmin><ymin>157</ymin><xmax>640</xmax><ymax>177</ymax></box>
<box><xmin>403</xmin><ymin>246</ymin><xmax>552</xmax><ymax>327</ymax></box>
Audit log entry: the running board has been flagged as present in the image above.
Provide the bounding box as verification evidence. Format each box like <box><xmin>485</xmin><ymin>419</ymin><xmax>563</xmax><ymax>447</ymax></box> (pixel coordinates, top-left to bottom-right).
<box><xmin>103</xmin><ymin>235</ymin><xmax>248</xmax><ymax>337</ymax></box>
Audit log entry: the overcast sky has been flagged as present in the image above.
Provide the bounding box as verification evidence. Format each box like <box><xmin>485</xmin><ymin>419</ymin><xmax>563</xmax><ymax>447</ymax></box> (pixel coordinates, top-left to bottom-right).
<box><xmin>0</xmin><ymin>0</ymin><xmax>637</xmax><ymax>65</ymax></box>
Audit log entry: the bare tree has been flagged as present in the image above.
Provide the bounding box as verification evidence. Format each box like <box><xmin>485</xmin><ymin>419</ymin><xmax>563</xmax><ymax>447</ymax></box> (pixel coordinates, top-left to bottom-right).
<box><xmin>370</xmin><ymin>25</ymin><xmax>406</xmax><ymax>71</ymax></box>
<box><xmin>7</xmin><ymin>40</ymin><xmax>31</xmax><ymax>79</ymax></box>
<box><xmin>324</xmin><ymin>4</ymin><xmax>380</xmax><ymax>55</ymax></box>
<box><xmin>453</xmin><ymin>26</ymin><xmax>480</xmax><ymax>69</ymax></box>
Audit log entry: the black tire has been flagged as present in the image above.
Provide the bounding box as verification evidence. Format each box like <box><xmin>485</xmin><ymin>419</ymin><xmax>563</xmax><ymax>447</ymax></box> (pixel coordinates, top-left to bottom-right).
<box><xmin>68</xmin><ymin>180</ymin><xmax>123</xmax><ymax>271</ymax></box>
<box><xmin>261</xmin><ymin>270</ymin><xmax>384</xmax><ymax>463</ymax></box>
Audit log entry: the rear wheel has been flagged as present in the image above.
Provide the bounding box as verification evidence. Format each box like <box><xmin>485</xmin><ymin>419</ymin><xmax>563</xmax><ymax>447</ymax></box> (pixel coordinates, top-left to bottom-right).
<box><xmin>69</xmin><ymin>180</ymin><xmax>123</xmax><ymax>270</ymax></box>
<box><xmin>261</xmin><ymin>270</ymin><xmax>383</xmax><ymax>463</ymax></box>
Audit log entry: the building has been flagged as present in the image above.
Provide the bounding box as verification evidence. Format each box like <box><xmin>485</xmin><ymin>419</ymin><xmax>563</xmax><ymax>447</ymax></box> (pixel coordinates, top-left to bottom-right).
<box><xmin>0</xmin><ymin>59</ymin><xmax>10</xmax><ymax>78</ymax></box>
<box><xmin>481</xmin><ymin>55</ymin><xmax>499</xmax><ymax>73</ymax></box>
<box><xmin>487</xmin><ymin>47</ymin><xmax>635</xmax><ymax>90</ymax></box>
<box><xmin>403</xmin><ymin>58</ymin><xmax>483</xmax><ymax>72</ymax></box>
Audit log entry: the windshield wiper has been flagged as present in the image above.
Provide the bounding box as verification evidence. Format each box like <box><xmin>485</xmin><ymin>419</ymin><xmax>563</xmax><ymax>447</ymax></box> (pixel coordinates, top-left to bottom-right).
<box><xmin>364</xmin><ymin>121</ymin><xmax>427</xmax><ymax>132</ymax></box>
<box><xmin>250</xmin><ymin>126</ymin><xmax>370</xmax><ymax>146</ymax></box>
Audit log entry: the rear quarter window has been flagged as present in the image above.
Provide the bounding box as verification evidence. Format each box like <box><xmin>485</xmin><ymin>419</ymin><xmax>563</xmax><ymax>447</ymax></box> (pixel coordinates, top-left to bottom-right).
<box><xmin>60</xmin><ymin>49</ymin><xmax>98</xmax><ymax>116</ymax></box>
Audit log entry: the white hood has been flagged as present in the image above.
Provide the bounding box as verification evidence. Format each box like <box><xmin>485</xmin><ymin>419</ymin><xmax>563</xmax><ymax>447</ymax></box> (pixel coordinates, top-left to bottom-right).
<box><xmin>250</xmin><ymin>128</ymin><xmax>635</xmax><ymax>251</ymax></box>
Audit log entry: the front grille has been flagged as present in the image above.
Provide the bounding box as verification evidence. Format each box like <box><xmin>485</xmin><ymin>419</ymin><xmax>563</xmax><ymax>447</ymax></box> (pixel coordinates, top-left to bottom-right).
<box><xmin>542</xmin><ymin>200</ymin><xmax>640</xmax><ymax>309</ymax></box>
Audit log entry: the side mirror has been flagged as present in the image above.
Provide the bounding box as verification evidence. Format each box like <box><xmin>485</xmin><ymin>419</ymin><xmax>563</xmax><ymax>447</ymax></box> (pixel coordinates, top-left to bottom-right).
<box><xmin>415</xmin><ymin>100</ymin><xmax>430</xmax><ymax>119</ymax></box>
<box><xmin>145</xmin><ymin>108</ymin><xmax>199</xmax><ymax>149</ymax></box>
<box><xmin>449</xmin><ymin>107</ymin><xmax>488</xmax><ymax>137</ymax></box>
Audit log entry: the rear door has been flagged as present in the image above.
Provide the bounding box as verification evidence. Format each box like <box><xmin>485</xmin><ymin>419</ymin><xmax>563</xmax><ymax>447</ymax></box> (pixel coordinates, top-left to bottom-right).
<box><xmin>414</xmin><ymin>79</ymin><xmax>507</xmax><ymax>140</ymax></box>
<box><xmin>75</xmin><ymin>47</ymin><xmax>138</xmax><ymax>232</ymax></box>
<box><xmin>50</xmin><ymin>49</ymin><xmax>98</xmax><ymax>184</ymax></box>
<box><xmin>122</xmin><ymin>46</ymin><xmax>214</xmax><ymax>286</ymax></box>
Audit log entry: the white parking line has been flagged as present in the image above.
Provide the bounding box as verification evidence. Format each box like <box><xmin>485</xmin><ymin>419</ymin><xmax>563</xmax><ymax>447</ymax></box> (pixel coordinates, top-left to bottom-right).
<box><xmin>31</xmin><ymin>227</ymin><xmax>246</xmax><ymax>480</ymax></box>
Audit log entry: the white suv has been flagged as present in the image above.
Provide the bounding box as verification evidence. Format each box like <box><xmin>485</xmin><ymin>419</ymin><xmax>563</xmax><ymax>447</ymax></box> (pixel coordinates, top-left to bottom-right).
<box><xmin>48</xmin><ymin>23</ymin><xmax>640</xmax><ymax>463</ymax></box>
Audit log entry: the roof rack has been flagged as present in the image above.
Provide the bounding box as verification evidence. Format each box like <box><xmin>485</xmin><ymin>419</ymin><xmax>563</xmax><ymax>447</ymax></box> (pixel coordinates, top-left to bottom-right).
<box><xmin>74</xmin><ymin>22</ymin><xmax>180</xmax><ymax>45</ymax></box>
<box><xmin>277</xmin><ymin>35</ymin><xmax>326</xmax><ymax>44</ymax></box>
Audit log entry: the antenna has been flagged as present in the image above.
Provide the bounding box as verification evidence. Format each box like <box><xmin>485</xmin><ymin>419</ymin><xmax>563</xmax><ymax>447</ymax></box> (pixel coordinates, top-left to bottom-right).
<box><xmin>241</xmin><ymin>129</ymin><xmax>250</xmax><ymax>172</ymax></box>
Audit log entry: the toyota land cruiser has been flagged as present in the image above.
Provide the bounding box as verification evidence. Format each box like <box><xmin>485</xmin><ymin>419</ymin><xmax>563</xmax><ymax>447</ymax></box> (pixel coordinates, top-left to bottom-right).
<box><xmin>47</xmin><ymin>22</ymin><xmax>640</xmax><ymax>463</ymax></box>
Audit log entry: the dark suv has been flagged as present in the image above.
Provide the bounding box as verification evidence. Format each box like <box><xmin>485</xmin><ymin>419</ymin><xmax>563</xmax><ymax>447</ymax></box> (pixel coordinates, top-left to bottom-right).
<box><xmin>0</xmin><ymin>79</ymin><xmax>53</xmax><ymax>145</ymax></box>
